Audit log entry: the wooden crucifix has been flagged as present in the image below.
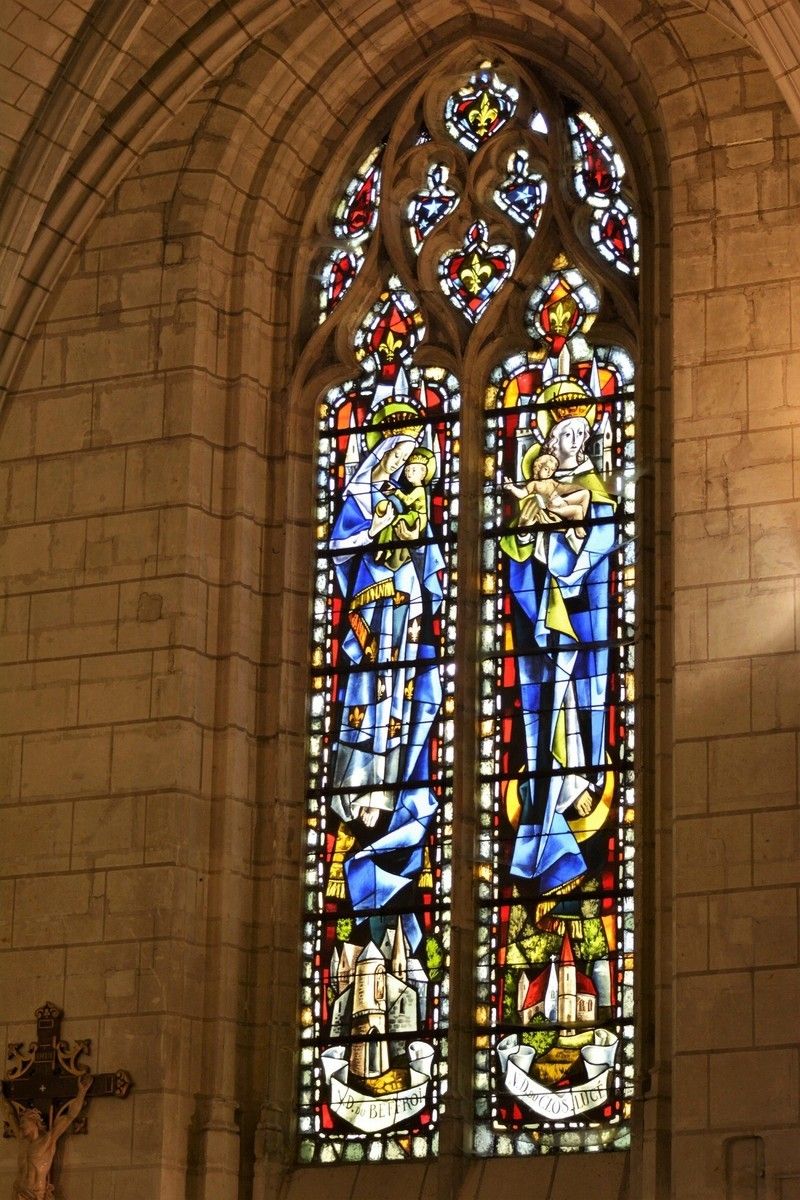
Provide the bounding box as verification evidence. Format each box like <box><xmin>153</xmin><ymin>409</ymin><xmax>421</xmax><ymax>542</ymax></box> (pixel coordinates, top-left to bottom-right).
<box><xmin>1</xmin><ymin>1001</ymin><xmax>133</xmax><ymax>1200</ymax></box>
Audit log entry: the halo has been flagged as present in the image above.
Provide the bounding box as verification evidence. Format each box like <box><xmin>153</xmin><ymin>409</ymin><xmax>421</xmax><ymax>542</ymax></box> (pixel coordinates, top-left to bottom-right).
<box><xmin>364</xmin><ymin>400</ymin><xmax>425</xmax><ymax>450</ymax></box>
<box><xmin>535</xmin><ymin>378</ymin><xmax>596</xmax><ymax>440</ymax></box>
<box><xmin>520</xmin><ymin>443</ymin><xmax>541</xmax><ymax>481</ymax></box>
<box><xmin>407</xmin><ymin>445</ymin><xmax>437</xmax><ymax>483</ymax></box>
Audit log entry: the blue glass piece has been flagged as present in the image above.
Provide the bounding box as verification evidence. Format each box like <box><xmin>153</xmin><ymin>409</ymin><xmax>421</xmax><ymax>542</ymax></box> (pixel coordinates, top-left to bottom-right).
<box><xmin>494</xmin><ymin>149</ymin><xmax>547</xmax><ymax>239</ymax></box>
<box><xmin>408</xmin><ymin>164</ymin><xmax>459</xmax><ymax>253</ymax></box>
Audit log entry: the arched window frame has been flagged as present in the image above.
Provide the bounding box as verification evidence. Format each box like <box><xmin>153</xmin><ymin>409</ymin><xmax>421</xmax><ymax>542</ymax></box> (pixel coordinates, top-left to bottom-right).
<box><xmin>281</xmin><ymin>36</ymin><xmax>664</xmax><ymax>1176</ymax></box>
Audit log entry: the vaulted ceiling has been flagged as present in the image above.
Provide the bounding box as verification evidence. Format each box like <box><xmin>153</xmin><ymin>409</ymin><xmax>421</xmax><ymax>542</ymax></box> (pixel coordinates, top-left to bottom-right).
<box><xmin>0</xmin><ymin>0</ymin><xmax>797</xmax><ymax>404</ymax></box>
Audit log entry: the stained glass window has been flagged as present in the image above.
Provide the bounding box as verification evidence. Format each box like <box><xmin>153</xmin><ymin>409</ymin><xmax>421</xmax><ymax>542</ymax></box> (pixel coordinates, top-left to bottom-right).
<box><xmin>444</xmin><ymin>62</ymin><xmax>518</xmax><ymax>153</ymax></box>
<box><xmin>299</xmin><ymin>280</ymin><xmax>459</xmax><ymax>1164</ymax></box>
<box><xmin>590</xmin><ymin>197</ymin><xmax>639</xmax><ymax>276</ymax></box>
<box><xmin>300</xmin><ymin>52</ymin><xmax>641</xmax><ymax>1166</ymax></box>
<box><xmin>474</xmin><ymin>257</ymin><xmax>636</xmax><ymax>1155</ymax></box>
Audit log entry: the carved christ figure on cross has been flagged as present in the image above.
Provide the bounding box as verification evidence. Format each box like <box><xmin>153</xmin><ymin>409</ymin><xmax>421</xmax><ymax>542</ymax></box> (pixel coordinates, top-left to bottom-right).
<box><xmin>1</xmin><ymin>1075</ymin><xmax>92</xmax><ymax>1200</ymax></box>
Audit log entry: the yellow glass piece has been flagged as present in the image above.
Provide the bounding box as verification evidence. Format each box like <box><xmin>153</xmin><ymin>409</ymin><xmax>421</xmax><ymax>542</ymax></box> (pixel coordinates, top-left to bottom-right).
<box><xmin>460</xmin><ymin>252</ymin><xmax>493</xmax><ymax>294</ymax></box>
<box><xmin>545</xmin><ymin>579</ymin><xmax>578</xmax><ymax>641</ymax></box>
<box><xmin>505</xmin><ymin>778</ymin><xmax>521</xmax><ymax>830</ymax></box>
<box><xmin>468</xmin><ymin>91</ymin><xmax>499</xmax><ymax>136</ymax></box>
<box><xmin>503</xmin><ymin>378</ymin><xmax>519</xmax><ymax>407</ymax></box>
<box><xmin>379</xmin><ymin>330</ymin><xmax>403</xmax><ymax>360</ymax></box>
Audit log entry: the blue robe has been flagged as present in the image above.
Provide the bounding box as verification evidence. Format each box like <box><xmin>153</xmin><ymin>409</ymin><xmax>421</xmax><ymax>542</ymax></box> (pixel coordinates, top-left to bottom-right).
<box><xmin>501</xmin><ymin>468</ymin><xmax>615</xmax><ymax>894</ymax></box>
<box><xmin>329</xmin><ymin>437</ymin><xmax>445</xmax><ymax>942</ymax></box>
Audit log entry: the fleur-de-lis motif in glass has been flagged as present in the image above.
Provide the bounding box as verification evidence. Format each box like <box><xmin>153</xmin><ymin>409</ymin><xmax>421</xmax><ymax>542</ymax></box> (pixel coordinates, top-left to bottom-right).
<box><xmin>439</xmin><ymin>221</ymin><xmax>515</xmax><ymax>322</ymax></box>
<box><xmin>493</xmin><ymin>149</ymin><xmax>548</xmax><ymax>239</ymax></box>
<box><xmin>470</xmin><ymin>91</ymin><xmax>499</xmax><ymax>137</ymax></box>
<box><xmin>379</xmin><ymin>330</ymin><xmax>403</xmax><ymax>361</ymax></box>
<box><xmin>353</xmin><ymin>285</ymin><xmax>425</xmax><ymax>377</ymax></box>
<box><xmin>525</xmin><ymin>263</ymin><xmax>600</xmax><ymax>355</ymax></box>
<box><xmin>408</xmin><ymin>164</ymin><xmax>460</xmax><ymax>253</ymax></box>
<box><xmin>444</xmin><ymin>64</ymin><xmax>518</xmax><ymax>154</ymax></box>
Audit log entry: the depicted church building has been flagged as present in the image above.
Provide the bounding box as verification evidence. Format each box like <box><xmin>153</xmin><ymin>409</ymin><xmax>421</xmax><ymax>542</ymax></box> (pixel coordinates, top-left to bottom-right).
<box><xmin>329</xmin><ymin>927</ymin><xmax>422</xmax><ymax>1079</ymax></box>
<box><xmin>517</xmin><ymin>934</ymin><xmax>598</xmax><ymax>1027</ymax></box>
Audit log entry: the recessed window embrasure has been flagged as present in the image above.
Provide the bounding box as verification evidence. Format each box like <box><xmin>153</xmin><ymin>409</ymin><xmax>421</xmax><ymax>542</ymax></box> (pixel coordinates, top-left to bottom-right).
<box><xmin>299</xmin><ymin>52</ymin><xmax>640</xmax><ymax>1165</ymax></box>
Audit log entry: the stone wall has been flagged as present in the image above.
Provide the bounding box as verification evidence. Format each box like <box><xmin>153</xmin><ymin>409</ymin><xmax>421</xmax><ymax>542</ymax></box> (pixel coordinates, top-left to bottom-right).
<box><xmin>670</xmin><ymin>22</ymin><xmax>800</xmax><ymax>1200</ymax></box>
<box><xmin>0</xmin><ymin>2</ymin><xmax>798</xmax><ymax>1199</ymax></box>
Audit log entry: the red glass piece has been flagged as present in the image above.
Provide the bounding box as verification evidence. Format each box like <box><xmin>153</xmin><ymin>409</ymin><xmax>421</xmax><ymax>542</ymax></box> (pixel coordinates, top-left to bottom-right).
<box><xmin>599</xmin><ymin>207</ymin><xmax>635</xmax><ymax>270</ymax></box>
<box><xmin>327</xmin><ymin>251</ymin><xmax>359</xmax><ymax>308</ymax></box>
<box><xmin>344</xmin><ymin>164</ymin><xmax>380</xmax><ymax>239</ymax></box>
<box><xmin>573</xmin><ymin>115</ymin><xmax>617</xmax><ymax>198</ymax></box>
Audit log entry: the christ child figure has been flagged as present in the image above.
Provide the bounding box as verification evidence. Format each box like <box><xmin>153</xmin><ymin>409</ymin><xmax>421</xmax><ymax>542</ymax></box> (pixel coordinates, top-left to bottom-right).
<box><xmin>369</xmin><ymin>446</ymin><xmax>435</xmax><ymax>551</ymax></box>
<box><xmin>504</xmin><ymin>451</ymin><xmax>590</xmax><ymax>539</ymax></box>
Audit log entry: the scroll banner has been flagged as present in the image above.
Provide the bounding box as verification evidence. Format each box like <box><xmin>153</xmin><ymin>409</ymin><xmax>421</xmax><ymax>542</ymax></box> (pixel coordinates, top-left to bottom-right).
<box><xmin>497</xmin><ymin>1028</ymin><xmax>618</xmax><ymax>1121</ymax></box>
<box><xmin>321</xmin><ymin>1041</ymin><xmax>434</xmax><ymax>1133</ymax></box>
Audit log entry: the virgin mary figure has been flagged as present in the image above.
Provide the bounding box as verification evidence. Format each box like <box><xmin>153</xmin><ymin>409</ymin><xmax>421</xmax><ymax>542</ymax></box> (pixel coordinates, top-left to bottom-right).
<box><xmin>500</xmin><ymin>386</ymin><xmax>617</xmax><ymax>896</ymax></box>
<box><xmin>328</xmin><ymin>400</ymin><xmax>445</xmax><ymax>925</ymax></box>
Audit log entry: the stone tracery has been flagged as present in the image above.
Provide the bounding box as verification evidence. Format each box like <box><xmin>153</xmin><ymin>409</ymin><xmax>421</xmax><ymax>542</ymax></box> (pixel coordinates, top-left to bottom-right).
<box><xmin>297</xmin><ymin>45</ymin><xmax>642</xmax><ymax>1164</ymax></box>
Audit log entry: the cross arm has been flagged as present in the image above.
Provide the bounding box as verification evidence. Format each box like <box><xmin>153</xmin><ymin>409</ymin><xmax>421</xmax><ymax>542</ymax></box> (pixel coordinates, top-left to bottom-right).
<box><xmin>51</xmin><ymin>1074</ymin><xmax>92</xmax><ymax>1138</ymax></box>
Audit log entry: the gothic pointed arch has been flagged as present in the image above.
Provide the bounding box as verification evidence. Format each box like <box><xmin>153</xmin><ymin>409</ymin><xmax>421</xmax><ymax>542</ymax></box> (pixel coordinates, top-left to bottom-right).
<box><xmin>291</xmin><ymin>37</ymin><xmax>648</xmax><ymax>1167</ymax></box>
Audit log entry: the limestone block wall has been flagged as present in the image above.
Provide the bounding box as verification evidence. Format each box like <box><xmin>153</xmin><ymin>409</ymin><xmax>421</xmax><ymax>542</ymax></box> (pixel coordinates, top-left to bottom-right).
<box><xmin>0</xmin><ymin>2</ymin><xmax>798</xmax><ymax>1199</ymax></box>
<box><xmin>670</xmin><ymin>29</ymin><xmax>800</xmax><ymax>1200</ymax></box>
<box><xmin>0</xmin><ymin>102</ymin><xmax>269</xmax><ymax>1197</ymax></box>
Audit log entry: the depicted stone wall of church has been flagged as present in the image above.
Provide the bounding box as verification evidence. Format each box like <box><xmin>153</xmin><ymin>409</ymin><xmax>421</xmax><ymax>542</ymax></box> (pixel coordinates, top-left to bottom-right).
<box><xmin>0</xmin><ymin>2</ymin><xmax>798</xmax><ymax>1199</ymax></box>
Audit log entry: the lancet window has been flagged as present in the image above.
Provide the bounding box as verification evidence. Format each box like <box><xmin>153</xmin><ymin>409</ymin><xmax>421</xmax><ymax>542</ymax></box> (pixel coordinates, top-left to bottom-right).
<box><xmin>297</xmin><ymin>49</ymin><xmax>642</xmax><ymax>1166</ymax></box>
